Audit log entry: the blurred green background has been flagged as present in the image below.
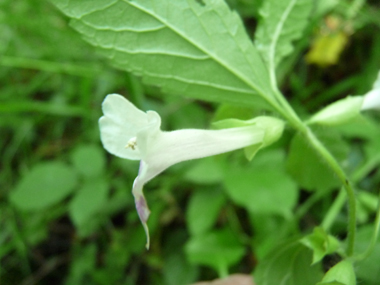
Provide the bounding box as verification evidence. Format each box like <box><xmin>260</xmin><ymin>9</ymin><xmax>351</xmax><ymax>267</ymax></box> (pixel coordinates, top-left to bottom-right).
<box><xmin>1</xmin><ymin>0</ymin><xmax>380</xmax><ymax>284</ymax></box>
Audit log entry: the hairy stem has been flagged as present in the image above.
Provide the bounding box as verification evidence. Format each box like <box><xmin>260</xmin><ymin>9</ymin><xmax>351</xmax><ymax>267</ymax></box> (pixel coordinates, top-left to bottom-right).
<box><xmin>304</xmin><ymin>128</ymin><xmax>356</xmax><ymax>256</ymax></box>
<box><xmin>273</xmin><ymin>90</ymin><xmax>357</xmax><ymax>257</ymax></box>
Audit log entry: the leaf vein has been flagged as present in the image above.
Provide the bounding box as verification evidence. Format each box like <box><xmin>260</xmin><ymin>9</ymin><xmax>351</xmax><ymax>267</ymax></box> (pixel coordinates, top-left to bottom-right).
<box><xmin>122</xmin><ymin>0</ymin><xmax>266</xmax><ymax>97</ymax></box>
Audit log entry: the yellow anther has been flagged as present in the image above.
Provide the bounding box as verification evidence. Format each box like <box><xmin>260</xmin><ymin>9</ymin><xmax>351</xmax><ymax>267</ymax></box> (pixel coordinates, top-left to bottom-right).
<box><xmin>125</xmin><ymin>137</ymin><xmax>137</xmax><ymax>150</ymax></box>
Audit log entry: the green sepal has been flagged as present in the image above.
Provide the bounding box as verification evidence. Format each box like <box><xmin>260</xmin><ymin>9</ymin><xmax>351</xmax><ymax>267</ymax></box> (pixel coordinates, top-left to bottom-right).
<box><xmin>300</xmin><ymin>227</ymin><xmax>340</xmax><ymax>265</ymax></box>
<box><xmin>212</xmin><ymin>116</ymin><xmax>284</xmax><ymax>160</ymax></box>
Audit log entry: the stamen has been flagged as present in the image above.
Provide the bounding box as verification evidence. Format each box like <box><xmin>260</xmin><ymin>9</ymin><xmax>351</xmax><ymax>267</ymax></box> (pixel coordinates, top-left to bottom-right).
<box><xmin>125</xmin><ymin>137</ymin><xmax>137</xmax><ymax>150</ymax></box>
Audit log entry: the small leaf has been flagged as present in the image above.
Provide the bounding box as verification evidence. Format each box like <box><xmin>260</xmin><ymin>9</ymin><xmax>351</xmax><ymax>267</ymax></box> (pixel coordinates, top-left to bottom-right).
<box><xmin>354</xmin><ymin>226</ymin><xmax>380</xmax><ymax>284</ymax></box>
<box><xmin>163</xmin><ymin>252</ymin><xmax>198</xmax><ymax>285</ymax></box>
<box><xmin>186</xmin><ymin>188</ymin><xmax>226</xmax><ymax>236</ymax></box>
<box><xmin>10</xmin><ymin>162</ymin><xmax>77</xmax><ymax>210</ymax></box>
<box><xmin>300</xmin><ymin>227</ymin><xmax>340</xmax><ymax>264</ymax></box>
<box><xmin>52</xmin><ymin>0</ymin><xmax>276</xmax><ymax>109</ymax></box>
<box><xmin>314</xmin><ymin>0</ymin><xmax>339</xmax><ymax>17</ymax></box>
<box><xmin>69</xmin><ymin>179</ymin><xmax>109</xmax><ymax>228</ymax></box>
<box><xmin>254</xmin><ymin>239</ymin><xmax>324</xmax><ymax>285</ymax></box>
<box><xmin>249</xmin><ymin>214</ymin><xmax>289</xmax><ymax>259</ymax></box>
<box><xmin>212</xmin><ymin>103</ymin><xmax>257</xmax><ymax>122</ymax></box>
<box><xmin>356</xmin><ymin>191</ymin><xmax>378</xmax><ymax>224</ymax></box>
<box><xmin>255</xmin><ymin>0</ymin><xmax>313</xmax><ymax>69</ymax></box>
<box><xmin>71</xmin><ymin>144</ymin><xmax>105</xmax><ymax>177</ymax></box>
<box><xmin>224</xmin><ymin>150</ymin><xmax>298</xmax><ymax>217</ymax></box>
<box><xmin>316</xmin><ymin>260</ymin><xmax>356</xmax><ymax>285</ymax></box>
<box><xmin>185</xmin><ymin>227</ymin><xmax>245</xmax><ymax>274</ymax></box>
<box><xmin>184</xmin><ymin>157</ymin><xmax>224</xmax><ymax>184</ymax></box>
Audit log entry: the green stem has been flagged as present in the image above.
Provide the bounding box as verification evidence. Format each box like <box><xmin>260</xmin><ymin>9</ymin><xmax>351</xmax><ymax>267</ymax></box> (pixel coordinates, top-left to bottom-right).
<box><xmin>271</xmin><ymin>88</ymin><xmax>357</xmax><ymax>257</ymax></box>
<box><xmin>217</xmin><ymin>264</ymin><xmax>228</xmax><ymax>279</ymax></box>
<box><xmin>321</xmin><ymin>188</ymin><xmax>347</xmax><ymax>231</ymax></box>
<box><xmin>304</xmin><ymin>128</ymin><xmax>357</xmax><ymax>256</ymax></box>
<box><xmin>355</xmin><ymin>189</ymin><xmax>380</xmax><ymax>261</ymax></box>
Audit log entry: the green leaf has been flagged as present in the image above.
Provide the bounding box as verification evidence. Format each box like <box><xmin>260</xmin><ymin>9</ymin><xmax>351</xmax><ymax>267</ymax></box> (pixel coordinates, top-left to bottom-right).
<box><xmin>286</xmin><ymin>129</ymin><xmax>349</xmax><ymax>191</ymax></box>
<box><xmin>51</xmin><ymin>0</ymin><xmax>275</xmax><ymax>109</ymax></box>
<box><xmin>356</xmin><ymin>191</ymin><xmax>378</xmax><ymax>224</ymax></box>
<box><xmin>255</xmin><ymin>0</ymin><xmax>313</xmax><ymax>72</ymax></box>
<box><xmin>185</xmin><ymin>227</ymin><xmax>245</xmax><ymax>275</ymax></box>
<box><xmin>254</xmin><ymin>240</ymin><xmax>323</xmax><ymax>285</ymax></box>
<box><xmin>184</xmin><ymin>157</ymin><xmax>224</xmax><ymax>184</ymax></box>
<box><xmin>300</xmin><ymin>227</ymin><xmax>340</xmax><ymax>264</ymax></box>
<box><xmin>70</xmin><ymin>144</ymin><xmax>105</xmax><ymax>178</ymax></box>
<box><xmin>316</xmin><ymin>260</ymin><xmax>356</xmax><ymax>285</ymax></box>
<box><xmin>10</xmin><ymin>162</ymin><xmax>78</xmax><ymax>210</ymax></box>
<box><xmin>212</xmin><ymin>103</ymin><xmax>258</xmax><ymax>122</ymax></box>
<box><xmin>163</xmin><ymin>252</ymin><xmax>198</xmax><ymax>285</ymax></box>
<box><xmin>69</xmin><ymin>179</ymin><xmax>109</xmax><ymax>228</ymax></box>
<box><xmin>186</xmin><ymin>188</ymin><xmax>226</xmax><ymax>236</ymax></box>
<box><xmin>65</xmin><ymin>244</ymin><xmax>97</xmax><ymax>284</ymax></box>
<box><xmin>354</xmin><ymin>226</ymin><xmax>380</xmax><ymax>284</ymax></box>
<box><xmin>334</xmin><ymin>116</ymin><xmax>380</xmax><ymax>140</ymax></box>
<box><xmin>249</xmin><ymin>214</ymin><xmax>288</xmax><ymax>260</ymax></box>
<box><xmin>224</xmin><ymin>150</ymin><xmax>298</xmax><ymax>217</ymax></box>
<box><xmin>314</xmin><ymin>0</ymin><xmax>338</xmax><ymax>18</ymax></box>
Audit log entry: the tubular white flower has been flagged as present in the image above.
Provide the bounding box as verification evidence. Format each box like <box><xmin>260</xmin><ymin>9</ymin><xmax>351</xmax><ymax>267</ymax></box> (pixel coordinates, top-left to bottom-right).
<box><xmin>361</xmin><ymin>89</ymin><xmax>380</xmax><ymax>110</ymax></box>
<box><xmin>362</xmin><ymin>71</ymin><xmax>380</xmax><ymax>110</ymax></box>
<box><xmin>99</xmin><ymin>94</ymin><xmax>267</xmax><ymax>249</ymax></box>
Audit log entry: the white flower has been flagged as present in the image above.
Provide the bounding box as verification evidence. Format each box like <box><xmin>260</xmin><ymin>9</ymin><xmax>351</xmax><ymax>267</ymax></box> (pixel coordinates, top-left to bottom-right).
<box><xmin>362</xmin><ymin>70</ymin><xmax>380</xmax><ymax>111</ymax></box>
<box><xmin>361</xmin><ymin>89</ymin><xmax>380</xmax><ymax>111</ymax></box>
<box><xmin>99</xmin><ymin>94</ymin><xmax>281</xmax><ymax>249</ymax></box>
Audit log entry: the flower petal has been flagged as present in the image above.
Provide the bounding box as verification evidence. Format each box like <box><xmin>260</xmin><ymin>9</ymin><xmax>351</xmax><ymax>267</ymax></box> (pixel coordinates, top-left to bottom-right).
<box><xmin>132</xmin><ymin>161</ymin><xmax>151</xmax><ymax>249</ymax></box>
<box><xmin>146</xmin><ymin>126</ymin><xmax>265</xmax><ymax>167</ymax></box>
<box><xmin>99</xmin><ymin>94</ymin><xmax>148</xmax><ymax>160</ymax></box>
<box><xmin>362</xmin><ymin>89</ymin><xmax>380</xmax><ymax>110</ymax></box>
<box><xmin>137</xmin><ymin>126</ymin><xmax>265</xmax><ymax>188</ymax></box>
<box><xmin>135</xmin><ymin>111</ymin><xmax>162</xmax><ymax>156</ymax></box>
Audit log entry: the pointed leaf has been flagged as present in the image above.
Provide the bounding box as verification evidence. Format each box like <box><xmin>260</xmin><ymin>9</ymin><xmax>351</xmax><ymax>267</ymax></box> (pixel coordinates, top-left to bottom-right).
<box><xmin>354</xmin><ymin>225</ymin><xmax>380</xmax><ymax>284</ymax></box>
<box><xmin>300</xmin><ymin>227</ymin><xmax>340</xmax><ymax>264</ymax></box>
<box><xmin>186</xmin><ymin>188</ymin><xmax>226</xmax><ymax>236</ymax></box>
<box><xmin>10</xmin><ymin>162</ymin><xmax>78</xmax><ymax>210</ymax></box>
<box><xmin>51</xmin><ymin>0</ymin><xmax>276</xmax><ymax>109</ymax></box>
<box><xmin>255</xmin><ymin>0</ymin><xmax>313</xmax><ymax>74</ymax></box>
<box><xmin>254</xmin><ymin>240</ymin><xmax>324</xmax><ymax>285</ymax></box>
<box><xmin>70</xmin><ymin>144</ymin><xmax>106</xmax><ymax>177</ymax></box>
<box><xmin>185</xmin><ymin>227</ymin><xmax>245</xmax><ymax>274</ymax></box>
<box><xmin>69</xmin><ymin>179</ymin><xmax>109</xmax><ymax>229</ymax></box>
<box><xmin>224</xmin><ymin>150</ymin><xmax>298</xmax><ymax>217</ymax></box>
<box><xmin>316</xmin><ymin>260</ymin><xmax>356</xmax><ymax>285</ymax></box>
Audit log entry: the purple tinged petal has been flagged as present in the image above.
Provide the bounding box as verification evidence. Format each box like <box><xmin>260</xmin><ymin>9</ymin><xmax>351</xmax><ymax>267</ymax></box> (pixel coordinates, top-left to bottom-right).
<box><xmin>132</xmin><ymin>163</ymin><xmax>151</xmax><ymax>249</ymax></box>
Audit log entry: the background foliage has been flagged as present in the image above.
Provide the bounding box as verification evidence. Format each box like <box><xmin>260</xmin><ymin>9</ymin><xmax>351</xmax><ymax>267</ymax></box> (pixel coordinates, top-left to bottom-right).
<box><xmin>1</xmin><ymin>0</ymin><xmax>380</xmax><ymax>284</ymax></box>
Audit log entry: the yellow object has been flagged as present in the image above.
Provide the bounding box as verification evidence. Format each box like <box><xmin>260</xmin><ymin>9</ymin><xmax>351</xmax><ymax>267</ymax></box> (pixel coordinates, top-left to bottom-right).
<box><xmin>306</xmin><ymin>32</ymin><xmax>349</xmax><ymax>66</ymax></box>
